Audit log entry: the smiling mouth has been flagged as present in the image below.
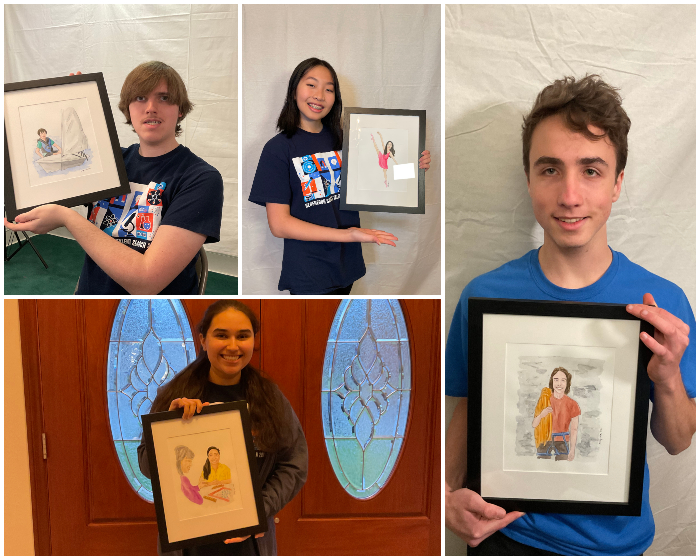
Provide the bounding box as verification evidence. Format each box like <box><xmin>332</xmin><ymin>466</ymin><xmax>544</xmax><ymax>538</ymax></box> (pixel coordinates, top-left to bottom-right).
<box><xmin>307</xmin><ymin>103</ymin><xmax>323</xmax><ymax>112</ymax></box>
<box><xmin>143</xmin><ymin>120</ymin><xmax>162</xmax><ymax>126</ymax></box>
<box><xmin>221</xmin><ymin>354</ymin><xmax>242</xmax><ymax>363</ymax></box>
<box><xmin>556</xmin><ymin>217</ymin><xmax>585</xmax><ymax>223</ymax></box>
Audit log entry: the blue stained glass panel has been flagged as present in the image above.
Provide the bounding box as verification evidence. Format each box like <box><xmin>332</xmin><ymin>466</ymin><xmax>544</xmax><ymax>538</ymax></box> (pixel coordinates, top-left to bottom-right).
<box><xmin>322</xmin><ymin>299</ymin><xmax>411</xmax><ymax>500</ymax></box>
<box><xmin>107</xmin><ymin>299</ymin><xmax>195</xmax><ymax>503</ymax></box>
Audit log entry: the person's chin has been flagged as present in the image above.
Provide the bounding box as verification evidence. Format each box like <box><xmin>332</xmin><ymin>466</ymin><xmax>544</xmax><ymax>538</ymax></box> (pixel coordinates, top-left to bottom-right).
<box><xmin>138</xmin><ymin>126</ymin><xmax>175</xmax><ymax>142</ymax></box>
<box><xmin>139</xmin><ymin>130</ymin><xmax>166</xmax><ymax>142</ymax></box>
<box><xmin>547</xmin><ymin>231</ymin><xmax>592</xmax><ymax>251</ymax></box>
<box><xmin>302</xmin><ymin>110</ymin><xmax>324</xmax><ymax>123</ymax></box>
<box><xmin>218</xmin><ymin>365</ymin><xmax>243</xmax><ymax>377</ymax></box>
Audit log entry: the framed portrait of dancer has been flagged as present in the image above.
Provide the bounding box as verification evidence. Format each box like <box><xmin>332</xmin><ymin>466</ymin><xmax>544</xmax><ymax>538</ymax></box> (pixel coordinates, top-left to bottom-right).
<box><xmin>142</xmin><ymin>401</ymin><xmax>268</xmax><ymax>552</ymax></box>
<box><xmin>465</xmin><ymin>298</ymin><xmax>654</xmax><ymax>516</ymax></box>
<box><xmin>339</xmin><ymin>107</ymin><xmax>426</xmax><ymax>214</ymax></box>
<box><xmin>4</xmin><ymin>72</ymin><xmax>129</xmax><ymax>221</ymax></box>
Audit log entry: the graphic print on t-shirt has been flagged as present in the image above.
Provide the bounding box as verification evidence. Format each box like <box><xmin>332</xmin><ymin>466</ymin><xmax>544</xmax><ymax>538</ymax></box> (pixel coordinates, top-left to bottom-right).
<box><xmin>88</xmin><ymin>181</ymin><xmax>165</xmax><ymax>252</ymax></box>
<box><xmin>292</xmin><ymin>150</ymin><xmax>342</xmax><ymax>207</ymax></box>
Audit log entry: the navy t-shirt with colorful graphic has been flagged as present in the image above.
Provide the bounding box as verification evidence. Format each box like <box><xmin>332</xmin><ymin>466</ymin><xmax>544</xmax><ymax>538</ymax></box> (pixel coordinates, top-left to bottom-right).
<box><xmin>248</xmin><ymin>127</ymin><xmax>365</xmax><ymax>294</ymax></box>
<box><xmin>75</xmin><ymin>144</ymin><xmax>223</xmax><ymax>295</ymax></box>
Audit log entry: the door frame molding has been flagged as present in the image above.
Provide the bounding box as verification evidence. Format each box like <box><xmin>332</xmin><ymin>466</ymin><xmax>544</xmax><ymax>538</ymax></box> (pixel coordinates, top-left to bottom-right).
<box><xmin>19</xmin><ymin>299</ymin><xmax>52</xmax><ymax>556</ymax></box>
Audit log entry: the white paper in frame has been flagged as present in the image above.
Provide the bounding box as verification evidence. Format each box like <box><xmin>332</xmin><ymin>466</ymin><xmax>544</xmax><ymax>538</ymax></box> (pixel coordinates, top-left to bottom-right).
<box><xmin>345</xmin><ymin>114</ymin><xmax>420</xmax><ymax>207</ymax></box>
<box><xmin>150</xmin><ymin>409</ymin><xmax>260</xmax><ymax>544</ymax></box>
<box><xmin>480</xmin><ymin>313</ymin><xmax>641</xmax><ymax>504</ymax></box>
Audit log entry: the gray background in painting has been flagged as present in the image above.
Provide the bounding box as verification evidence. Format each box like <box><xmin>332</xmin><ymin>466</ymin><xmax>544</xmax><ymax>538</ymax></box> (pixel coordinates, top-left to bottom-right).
<box><xmin>514</xmin><ymin>356</ymin><xmax>604</xmax><ymax>458</ymax></box>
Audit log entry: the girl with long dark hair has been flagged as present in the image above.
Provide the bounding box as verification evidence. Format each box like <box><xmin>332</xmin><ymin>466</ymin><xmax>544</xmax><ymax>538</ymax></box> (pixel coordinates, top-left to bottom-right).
<box><xmin>199</xmin><ymin>446</ymin><xmax>232</xmax><ymax>488</ymax></box>
<box><xmin>138</xmin><ymin>300</ymin><xmax>308</xmax><ymax>555</ymax></box>
<box><xmin>371</xmin><ymin>131</ymin><xmax>398</xmax><ymax>188</ymax></box>
<box><xmin>248</xmin><ymin>57</ymin><xmax>431</xmax><ymax>295</ymax></box>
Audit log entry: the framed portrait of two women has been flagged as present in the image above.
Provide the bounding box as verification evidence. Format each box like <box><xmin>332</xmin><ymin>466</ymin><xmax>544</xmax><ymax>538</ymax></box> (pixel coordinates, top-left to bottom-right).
<box><xmin>466</xmin><ymin>298</ymin><xmax>653</xmax><ymax>516</ymax></box>
<box><xmin>142</xmin><ymin>401</ymin><xmax>267</xmax><ymax>552</ymax></box>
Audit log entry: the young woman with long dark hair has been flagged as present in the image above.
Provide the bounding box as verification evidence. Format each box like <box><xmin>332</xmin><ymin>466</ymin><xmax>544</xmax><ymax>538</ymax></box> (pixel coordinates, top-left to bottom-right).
<box><xmin>137</xmin><ymin>300</ymin><xmax>308</xmax><ymax>555</ymax></box>
<box><xmin>248</xmin><ymin>57</ymin><xmax>431</xmax><ymax>295</ymax></box>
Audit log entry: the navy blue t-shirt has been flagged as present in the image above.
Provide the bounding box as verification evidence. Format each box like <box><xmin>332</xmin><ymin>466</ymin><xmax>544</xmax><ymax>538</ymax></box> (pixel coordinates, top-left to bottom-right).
<box><xmin>76</xmin><ymin>144</ymin><xmax>223</xmax><ymax>295</ymax></box>
<box><xmin>248</xmin><ymin>127</ymin><xmax>365</xmax><ymax>294</ymax></box>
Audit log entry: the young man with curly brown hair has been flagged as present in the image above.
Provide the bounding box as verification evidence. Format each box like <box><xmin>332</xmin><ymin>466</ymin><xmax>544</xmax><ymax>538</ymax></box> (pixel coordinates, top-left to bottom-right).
<box><xmin>5</xmin><ymin>62</ymin><xmax>223</xmax><ymax>295</ymax></box>
<box><xmin>445</xmin><ymin>75</ymin><xmax>695</xmax><ymax>555</ymax></box>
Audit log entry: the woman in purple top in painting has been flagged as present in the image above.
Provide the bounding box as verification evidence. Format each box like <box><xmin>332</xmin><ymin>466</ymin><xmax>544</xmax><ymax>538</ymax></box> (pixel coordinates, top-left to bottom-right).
<box><xmin>175</xmin><ymin>445</ymin><xmax>203</xmax><ymax>504</ymax></box>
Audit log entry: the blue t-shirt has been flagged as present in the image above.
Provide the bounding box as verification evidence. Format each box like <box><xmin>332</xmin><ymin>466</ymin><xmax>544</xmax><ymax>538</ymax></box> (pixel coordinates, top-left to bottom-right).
<box><xmin>76</xmin><ymin>144</ymin><xmax>223</xmax><ymax>295</ymax></box>
<box><xmin>446</xmin><ymin>249</ymin><xmax>696</xmax><ymax>556</ymax></box>
<box><xmin>248</xmin><ymin>127</ymin><xmax>365</xmax><ymax>294</ymax></box>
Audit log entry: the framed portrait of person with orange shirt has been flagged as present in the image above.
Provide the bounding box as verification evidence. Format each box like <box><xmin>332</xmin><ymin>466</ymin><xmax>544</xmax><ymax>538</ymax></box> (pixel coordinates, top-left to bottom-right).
<box><xmin>466</xmin><ymin>298</ymin><xmax>653</xmax><ymax>516</ymax></box>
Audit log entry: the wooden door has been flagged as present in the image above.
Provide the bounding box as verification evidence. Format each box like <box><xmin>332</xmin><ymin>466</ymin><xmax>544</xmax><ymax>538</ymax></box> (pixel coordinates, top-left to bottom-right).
<box><xmin>18</xmin><ymin>299</ymin><xmax>259</xmax><ymax>555</ymax></box>
<box><xmin>19</xmin><ymin>298</ymin><xmax>439</xmax><ymax>555</ymax></box>
<box><xmin>259</xmin><ymin>300</ymin><xmax>441</xmax><ymax>555</ymax></box>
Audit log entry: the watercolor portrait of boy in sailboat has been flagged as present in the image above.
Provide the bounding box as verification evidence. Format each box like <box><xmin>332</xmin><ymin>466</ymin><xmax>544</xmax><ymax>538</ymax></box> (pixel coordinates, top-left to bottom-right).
<box><xmin>30</xmin><ymin>106</ymin><xmax>93</xmax><ymax>178</ymax></box>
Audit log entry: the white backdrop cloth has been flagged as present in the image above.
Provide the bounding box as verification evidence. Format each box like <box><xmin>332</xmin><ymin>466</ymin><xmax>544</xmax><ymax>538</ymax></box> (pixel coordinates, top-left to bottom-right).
<box><xmin>242</xmin><ymin>4</ymin><xmax>441</xmax><ymax>295</ymax></box>
<box><xmin>445</xmin><ymin>5</ymin><xmax>695</xmax><ymax>556</ymax></box>
<box><xmin>4</xmin><ymin>4</ymin><xmax>238</xmax><ymax>258</ymax></box>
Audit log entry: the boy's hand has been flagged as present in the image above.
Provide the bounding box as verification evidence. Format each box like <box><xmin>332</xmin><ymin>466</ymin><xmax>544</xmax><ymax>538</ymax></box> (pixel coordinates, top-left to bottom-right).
<box><xmin>4</xmin><ymin>205</ymin><xmax>70</xmax><ymax>235</ymax></box>
<box><xmin>626</xmin><ymin>293</ymin><xmax>690</xmax><ymax>389</ymax></box>
<box><xmin>445</xmin><ymin>484</ymin><xmax>524</xmax><ymax>547</ymax></box>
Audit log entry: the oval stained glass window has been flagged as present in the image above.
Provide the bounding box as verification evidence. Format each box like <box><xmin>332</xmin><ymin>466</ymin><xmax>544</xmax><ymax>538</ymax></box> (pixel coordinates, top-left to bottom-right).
<box><xmin>322</xmin><ymin>299</ymin><xmax>411</xmax><ymax>499</ymax></box>
<box><xmin>107</xmin><ymin>299</ymin><xmax>196</xmax><ymax>502</ymax></box>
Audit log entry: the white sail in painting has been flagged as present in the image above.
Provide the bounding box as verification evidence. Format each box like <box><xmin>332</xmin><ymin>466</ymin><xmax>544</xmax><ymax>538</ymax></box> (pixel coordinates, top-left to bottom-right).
<box><xmin>37</xmin><ymin>107</ymin><xmax>89</xmax><ymax>173</ymax></box>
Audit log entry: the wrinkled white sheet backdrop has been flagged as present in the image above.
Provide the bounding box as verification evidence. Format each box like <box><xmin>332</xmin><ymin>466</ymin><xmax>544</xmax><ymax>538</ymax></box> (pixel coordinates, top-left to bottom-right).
<box><xmin>242</xmin><ymin>4</ymin><xmax>441</xmax><ymax>295</ymax></box>
<box><xmin>445</xmin><ymin>5</ymin><xmax>695</xmax><ymax>556</ymax></box>
<box><xmin>4</xmin><ymin>5</ymin><xmax>237</xmax><ymax>261</ymax></box>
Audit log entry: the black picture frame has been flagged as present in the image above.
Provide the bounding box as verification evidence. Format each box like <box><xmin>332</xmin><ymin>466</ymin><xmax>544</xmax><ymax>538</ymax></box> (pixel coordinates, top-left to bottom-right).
<box><xmin>142</xmin><ymin>401</ymin><xmax>268</xmax><ymax>552</ymax></box>
<box><xmin>5</xmin><ymin>72</ymin><xmax>130</xmax><ymax>221</ymax></box>
<box><xmin>466</xmin><ymin>298</ymin><xmax>653</xmax><ymax>516</ymax></box>
<box><xmin>339</xmin><ymin>107</ymin><xmax>426</xmax><ymax>214</ymax></box>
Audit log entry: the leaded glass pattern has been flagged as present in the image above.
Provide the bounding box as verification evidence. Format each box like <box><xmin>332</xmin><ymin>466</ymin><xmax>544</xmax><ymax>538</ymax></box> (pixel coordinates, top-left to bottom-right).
<box><xmin>322</xmin><ymin>299</ymin><xmax>411</xmax><ymax>499</ymax></box>
<box><xmin>107</xmin><ymin>299</ymin><xmax>196</xmax><ymax>502</ymax></box>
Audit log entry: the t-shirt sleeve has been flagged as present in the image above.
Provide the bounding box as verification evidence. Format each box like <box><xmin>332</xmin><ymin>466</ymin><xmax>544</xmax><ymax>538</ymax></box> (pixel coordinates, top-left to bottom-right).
<box><xmin>650</xmin><ymin>289</ymin><xmax>696</xmax><ymax>402</ymax></box>
<box><xmin>677</xmin><ymin>295</ymin><xmax>696</xmax><ymax>398</ymax></box>
<box><xmin>446</xmin><ymin>290</ymin><xmax>470</xmax><ymax>398</ymax></box>
<box><xmin>570</xmin><ymin>397</ymin><xmax>581</xmax><ymax>418</ymax></box>
<box><xmin>161</xmin><ymin>169</ymin><xmax>223</xmax><ymax>244</ymax></box>
<box><xmin>248</xmin><ymin>138</ymin><xmax>292</xmax><ymax>207</ymax></box>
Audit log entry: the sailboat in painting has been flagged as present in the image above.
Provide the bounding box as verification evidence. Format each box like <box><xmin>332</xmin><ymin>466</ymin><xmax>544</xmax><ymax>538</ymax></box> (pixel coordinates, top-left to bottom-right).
<box><xmin>36</xmin><ymin>107</ymin><xmax>89</xmax><ymax>173</ymax></box>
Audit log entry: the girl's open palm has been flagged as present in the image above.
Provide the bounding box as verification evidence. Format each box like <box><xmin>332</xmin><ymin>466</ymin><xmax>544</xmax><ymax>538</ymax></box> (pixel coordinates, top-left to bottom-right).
<box><xmin>348</xmin><ymin>227</ymin><xmax>398</xmax><ymax>246</ymax></box>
